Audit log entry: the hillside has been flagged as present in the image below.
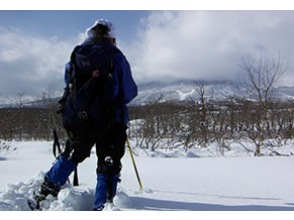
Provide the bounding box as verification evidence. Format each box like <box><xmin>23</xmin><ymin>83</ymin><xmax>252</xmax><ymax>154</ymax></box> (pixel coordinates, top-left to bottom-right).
<box><xmin>132</xmin><ymin>80</ymin><xmax>294</xmax><ymax>105</ymax></box>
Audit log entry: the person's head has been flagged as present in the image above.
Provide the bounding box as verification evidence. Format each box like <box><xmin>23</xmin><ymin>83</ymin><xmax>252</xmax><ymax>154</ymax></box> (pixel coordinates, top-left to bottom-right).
<box><xmin>85</xmin><ymin>19</ymin><xmax>116</xmax><ymax>45</ymax></box>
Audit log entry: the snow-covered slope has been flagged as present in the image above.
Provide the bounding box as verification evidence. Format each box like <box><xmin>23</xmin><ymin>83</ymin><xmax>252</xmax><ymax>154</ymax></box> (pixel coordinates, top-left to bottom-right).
<box><xmin>2</xmin><ymin>80</ymin><xmax>294</xmax><ymax>108</ymax></box>
<box><xmin>131</xmin><ymin>80</ymin><xmax>294</xmax><ymax>105</ymax></box>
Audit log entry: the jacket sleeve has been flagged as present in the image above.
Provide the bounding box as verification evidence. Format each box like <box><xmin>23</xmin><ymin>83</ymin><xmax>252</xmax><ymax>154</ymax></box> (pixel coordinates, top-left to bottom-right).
<box><xmin>113</xmin><ymin>53</ymin><xmax>138</xmax><ymax>104</ymax></box>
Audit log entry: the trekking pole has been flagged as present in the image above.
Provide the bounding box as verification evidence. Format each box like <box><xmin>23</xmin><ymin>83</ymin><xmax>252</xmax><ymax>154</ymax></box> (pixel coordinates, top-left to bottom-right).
<box><xmin>126</xmin><ymin>138</ymin><xmax>143</xmax><ymax>190</ymax></box>
<box><xmin>53</xmin><ymin>129</ymin><xmax>62</xmax><ymax>159</ymax></box>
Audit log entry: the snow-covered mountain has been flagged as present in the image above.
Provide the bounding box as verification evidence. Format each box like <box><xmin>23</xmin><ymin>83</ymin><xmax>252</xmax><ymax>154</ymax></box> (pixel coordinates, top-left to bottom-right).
<box><xmin>131</xmin><ymin>80</ymin><xmax>294</xmax><ymax>105</ymax></box>
<box><xmin>2</xmin><ymin>80</ymin><xmax>294</xmax><ymax>109</ymax></box>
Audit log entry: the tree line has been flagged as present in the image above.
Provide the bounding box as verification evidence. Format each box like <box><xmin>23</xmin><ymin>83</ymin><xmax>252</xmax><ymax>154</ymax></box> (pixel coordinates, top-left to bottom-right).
<box><xmin>1</xmin><ymin>96</ymin><xmax>294</xmax><ymax>156</ymax></box>
<box><xmin>128</xmin><ymin>98</ymin><xmax>294</xmax><ymax>156</ymax></box>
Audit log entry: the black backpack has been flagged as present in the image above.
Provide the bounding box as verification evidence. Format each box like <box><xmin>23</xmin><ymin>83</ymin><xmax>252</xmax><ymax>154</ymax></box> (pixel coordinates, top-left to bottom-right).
<box><xmin>58</xmin><ymin>42</ymin><xmax>121</xmax><ymax>130</ymax></box>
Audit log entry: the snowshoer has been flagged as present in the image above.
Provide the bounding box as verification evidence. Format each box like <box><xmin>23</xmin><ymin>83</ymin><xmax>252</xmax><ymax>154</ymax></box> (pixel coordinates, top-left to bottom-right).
<box><xmin>29</xmin><ymin>19</ymin><xmax>137</xmax><ymax>211</ymax></box>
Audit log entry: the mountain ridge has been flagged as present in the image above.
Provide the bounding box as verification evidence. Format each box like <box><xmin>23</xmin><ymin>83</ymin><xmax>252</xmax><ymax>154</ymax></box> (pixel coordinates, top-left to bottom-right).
<box><xmin>2</xmin><ymin>80</ymin><xmax>294</xmax><ymax>108</ymax></box>
<box><xmin>131</xmin><ymin>80</ymin><xmax>294</xmax><ymax>105</ymax></box>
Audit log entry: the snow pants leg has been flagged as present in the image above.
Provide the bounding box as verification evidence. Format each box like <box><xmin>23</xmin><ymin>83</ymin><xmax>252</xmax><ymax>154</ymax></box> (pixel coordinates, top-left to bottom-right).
<box><xmin>94</xmin><ymin>124</ymin><xmax>127</xmax><ymax>210</ymax></box>
<box><xmin>94</xmin><ymin>174</ymin><xmax>120</xmax><ymax>210</ymax></box>
<box><xmin>33</xmin><ymin>155</ymin><xmax>77</xmax><ymax>206</ymax></box>
<box><xmin>44</xmin><ymin>129</ymin><xmax>96</xmax><ymax>187</ymax></box>
<box><xmin>43</xmin><ymin>129</ymin><xmax>96</xmax><ymax>194</ymax></box>
<box><xmin>45</xmin><ymin>155</ymin><xmax>77</xmax><ymax>187</ymax></box>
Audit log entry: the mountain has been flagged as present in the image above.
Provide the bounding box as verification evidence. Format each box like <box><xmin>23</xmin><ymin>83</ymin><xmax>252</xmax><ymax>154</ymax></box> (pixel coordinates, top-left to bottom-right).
<box><xmin>130</xmin><ymin>80</ymin><xmax>294</xmax><ymax>105</ymax></box>
<box><xmin>2</xmin><ymin>80</ymin><xmax>294</xmax><ymax>109</ymax></box>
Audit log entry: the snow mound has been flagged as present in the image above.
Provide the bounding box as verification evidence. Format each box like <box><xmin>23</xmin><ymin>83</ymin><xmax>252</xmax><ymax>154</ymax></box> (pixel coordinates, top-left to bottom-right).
<box><xmin>0</xmin><ymin>172</ymin><xmax>44</xmax><ymax>211</ymax></box>
<box><xmin>185</xmin><ymin>150</ymin><xmax>200</xmax><ymax>158</ymax></box>
<box><xmin>114</xmin><ymin>187</ymin><xmax>133</xmax><ymax>209</ymax></box>
<box><xmin>0</xmin><ymin>201</ymin><xmax>15</xmax><ymax>211</ymax></box>
<box><xmin>0</xmin><ymin>172</ymin><xmax>133</xmax><ymax>211</ymax></box>
<box><xmin>49</xmin><ymin>186</ymin><xmax>94</xmax><ymax>211</ymax></box>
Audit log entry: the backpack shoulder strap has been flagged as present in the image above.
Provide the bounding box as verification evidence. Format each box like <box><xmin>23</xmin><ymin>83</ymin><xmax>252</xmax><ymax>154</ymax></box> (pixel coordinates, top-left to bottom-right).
<box><xmin>67</xmin><ymin>46</ymin><xmax>81</xmax><ymax>87</ymax></box>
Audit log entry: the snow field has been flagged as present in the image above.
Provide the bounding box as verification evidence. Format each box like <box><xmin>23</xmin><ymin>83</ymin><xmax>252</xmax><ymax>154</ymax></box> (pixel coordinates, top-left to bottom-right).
<box><xmin>1</xmin><ymin>140</ymin><xmax>294</xmax><ymax>220</ymax></box>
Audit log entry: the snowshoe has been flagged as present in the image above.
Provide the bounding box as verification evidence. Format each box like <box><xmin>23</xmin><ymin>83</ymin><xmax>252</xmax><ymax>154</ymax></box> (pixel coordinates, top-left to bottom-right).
<box><xmin>27</xmin><ymin>176</ymin><xmax>60</xmax><ymax>210</ymax></box>
<box><xmin>27</xmin><ymin>190</ymin><xmax>45</xmax><ymax>210</ymax></box>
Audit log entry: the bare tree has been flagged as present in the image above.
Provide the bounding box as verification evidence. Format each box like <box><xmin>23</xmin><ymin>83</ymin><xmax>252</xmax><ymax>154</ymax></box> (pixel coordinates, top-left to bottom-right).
<box><xmin>242</xmin><ymin>54</ymin><xmax>288</xmax><ymax>104</ymax></box>
<box><xmin>241</xmin><ymin>54</ymin><xmax>288</xmax><ymax>156</ymax></box>
<box><xmin>194</xmin><ymin>81</ymin><xmax>210</xmax><ymax>147</ymax></box>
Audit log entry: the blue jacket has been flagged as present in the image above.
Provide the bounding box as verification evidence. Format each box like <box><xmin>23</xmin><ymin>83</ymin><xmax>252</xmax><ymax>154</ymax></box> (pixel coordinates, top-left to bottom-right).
<box><xmin>63</xmin><ymin>40</ymin><xmax>137</xmax><ymax>127</ymax></box>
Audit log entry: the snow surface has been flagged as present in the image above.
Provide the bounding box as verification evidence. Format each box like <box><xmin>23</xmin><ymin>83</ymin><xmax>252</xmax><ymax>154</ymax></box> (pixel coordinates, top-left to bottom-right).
<box><xmin>1</xmin><ymin>140</ymin><xmax>294</xmax><ymax>218</ymax></box>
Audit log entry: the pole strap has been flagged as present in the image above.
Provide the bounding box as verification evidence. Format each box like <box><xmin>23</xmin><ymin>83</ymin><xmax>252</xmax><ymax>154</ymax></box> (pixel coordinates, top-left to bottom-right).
<box><xmin>53</xmin><ymin>129</ymin><xmax>62</xmax><ymax>159</ymax></box>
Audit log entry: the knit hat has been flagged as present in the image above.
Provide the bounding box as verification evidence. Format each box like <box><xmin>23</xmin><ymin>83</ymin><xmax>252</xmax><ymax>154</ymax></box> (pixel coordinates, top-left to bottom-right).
<box><xmin>85</xmin><ymin>19</ymin><xmax>116</xmax><ymax>39</ymax></box>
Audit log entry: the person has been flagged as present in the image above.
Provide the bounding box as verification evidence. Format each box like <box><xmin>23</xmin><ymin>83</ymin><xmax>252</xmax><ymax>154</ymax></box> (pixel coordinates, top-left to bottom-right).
<box><xmin>30</xmin><ymin>19</ymin><xmax>138</xmax><ymax>211</ymax></box>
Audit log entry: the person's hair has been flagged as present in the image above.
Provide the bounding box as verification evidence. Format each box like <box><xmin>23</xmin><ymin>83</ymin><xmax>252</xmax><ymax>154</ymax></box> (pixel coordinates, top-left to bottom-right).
<box><xmin>92</xmin><ymin>24</ymin><xmax>110</xmax><ymax>38</ymax></box>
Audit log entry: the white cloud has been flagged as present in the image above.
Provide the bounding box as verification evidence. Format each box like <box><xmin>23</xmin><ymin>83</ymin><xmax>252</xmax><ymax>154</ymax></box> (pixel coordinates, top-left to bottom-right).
<box><xmin>1</xmin><ymin>11</ymin><xmax>294</xmax><ymax>102</ymax></box>
<box><xmin>128</xmin><ymin>11</ymin><xmax>294</xmax><ymax>86</ymax></box>
<box><xmin>0</xmin><ymin>27</ymin><xmax>79</xmax><ymax>98</ymax></box>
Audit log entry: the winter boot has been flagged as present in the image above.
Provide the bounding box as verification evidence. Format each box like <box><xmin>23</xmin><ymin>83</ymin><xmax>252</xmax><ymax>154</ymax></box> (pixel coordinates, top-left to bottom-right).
<box><xmin>28</xmin><ymin>176</ymin><xmax>60</xmax><ymax>210</ymax></box>
<box><xmin>93</xmin><ymin>173</ymin><xmax>120</xmax><ymax>211</ymax></box>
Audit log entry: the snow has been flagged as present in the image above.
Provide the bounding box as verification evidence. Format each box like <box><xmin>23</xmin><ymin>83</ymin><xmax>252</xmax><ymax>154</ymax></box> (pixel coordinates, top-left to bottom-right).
<box><xmin>176</xmin><ymin>89</ymin><xmax>195</xmax><ymax>101</ymax></box>
<box><xmin>134</xmin><ymin>80</ymin><xmax>294</xmax><ymax>105</ymax></box>
<box><xmin>1</xmin><ymin>139</ymin><xmax>294</xmax><ymax>218</ymax></box>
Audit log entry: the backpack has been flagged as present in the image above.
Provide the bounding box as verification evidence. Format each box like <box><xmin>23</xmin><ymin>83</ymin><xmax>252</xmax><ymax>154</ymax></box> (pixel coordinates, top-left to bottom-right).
<box><xmin>59</xmin><ymin>42</ymin><xmax>121</xmax><ymax>130</ymax></box>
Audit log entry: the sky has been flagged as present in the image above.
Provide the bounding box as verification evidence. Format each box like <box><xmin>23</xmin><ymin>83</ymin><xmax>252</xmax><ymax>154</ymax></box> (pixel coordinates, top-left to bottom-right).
<box><xmin>1</xmin><ymin>2</ymin><xmax>294</xmax><ymax>100</ymax></box>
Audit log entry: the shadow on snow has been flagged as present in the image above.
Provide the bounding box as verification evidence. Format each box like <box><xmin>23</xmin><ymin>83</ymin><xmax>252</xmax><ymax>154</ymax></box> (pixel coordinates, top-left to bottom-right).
<box><xmin>129</xmin><ymin>196</ymin><xmax>294</xmax><ymax>211</ymax></box>
<box><xmin>129</xmin><ymin>190</ymin><xmax>294</xmax><ymax>211</ymax></box>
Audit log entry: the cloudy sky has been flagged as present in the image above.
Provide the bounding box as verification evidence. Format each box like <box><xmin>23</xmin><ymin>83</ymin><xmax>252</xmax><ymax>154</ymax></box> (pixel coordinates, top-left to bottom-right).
<box><xmin>1</xmin><ymin>8</ymin><xmax>294</xmax><ymax>99</ymax></box>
